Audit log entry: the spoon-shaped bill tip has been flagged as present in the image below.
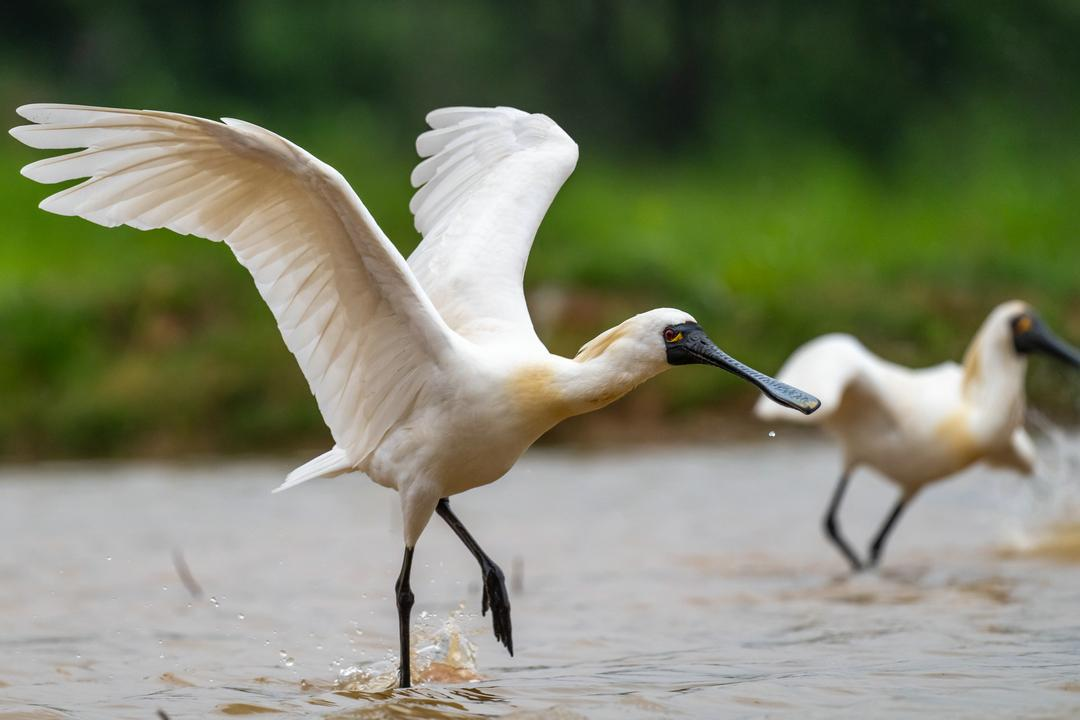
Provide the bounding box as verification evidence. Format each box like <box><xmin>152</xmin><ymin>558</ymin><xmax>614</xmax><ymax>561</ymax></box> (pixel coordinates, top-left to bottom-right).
<box><xmin>757</xmin><ymin>377</ymin><xmax>821</xmax><ymax>415</ymax></box>
<box><xmin>678</xmin><ymin>331</ymin><xmax>821</xmax><ymax>415</ymax></box>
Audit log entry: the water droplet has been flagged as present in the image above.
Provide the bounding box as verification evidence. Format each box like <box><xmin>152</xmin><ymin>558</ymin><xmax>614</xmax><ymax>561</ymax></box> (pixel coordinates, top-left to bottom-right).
<box><xmin>209</xmin><ymin>596</ymin><xmax>220</xmax><ymax>607</ymax></box>
<box><xmin>768</xmin><ymin>430</ymin><xmax>776</xmax><ymax>438</ymax></box>
<box><xmin>279</xmin><ymin>650</ymin><xmax>295</xmax><ymax>667</ymax></box>
<box><xmin>236</xmin><ymin>613</ymin><xmax>245</xmax><ymax>621</ymax></box>
<box><xmin>105</xmin><ymin>556</ymin><xmax>112</xmax><ymax>561</ymax></box>
<box><xmin>161</xmin><ymin>585</ymin><xmax>168</xmax><ymax>592</ymax></box>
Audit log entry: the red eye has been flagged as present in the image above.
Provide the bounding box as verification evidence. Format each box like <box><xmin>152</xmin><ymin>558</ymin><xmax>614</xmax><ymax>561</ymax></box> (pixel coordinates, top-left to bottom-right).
<box><xmin>663</xmin><ymin>328</ymin><xmax>678</xmax><ymax>342</ymax></box>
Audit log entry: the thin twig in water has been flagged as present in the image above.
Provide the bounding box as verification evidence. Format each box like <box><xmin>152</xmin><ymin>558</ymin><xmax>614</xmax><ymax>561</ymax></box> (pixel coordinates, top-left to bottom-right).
<box><xmin>172</xmin><ymin>548</ymin><xmax>204</xmax><ymax>599</ymax></box>
<box><xmin>157</xmin><ymin>710</ymin><xmax>171</xmax><ymax>720</ymax></box>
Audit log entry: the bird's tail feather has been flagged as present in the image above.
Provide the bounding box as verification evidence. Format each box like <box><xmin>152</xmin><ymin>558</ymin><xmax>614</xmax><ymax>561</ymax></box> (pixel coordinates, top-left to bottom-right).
<box><xmin>273</xmin><ymin>447</ymin><xmax>353</xmax><ymax>493</ymax></box>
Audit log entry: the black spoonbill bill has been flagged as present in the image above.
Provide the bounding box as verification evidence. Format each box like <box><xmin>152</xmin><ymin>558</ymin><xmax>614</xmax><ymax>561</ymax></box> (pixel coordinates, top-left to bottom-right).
<box><xmin>755</xmin><ymin>300</ymin><xmax>1080</xmax><ymax>571</ymax></box>
<box><xmin>11</xmin><ymin>104</ymin><xmax>820</xmax><ymax>687</ymax></box>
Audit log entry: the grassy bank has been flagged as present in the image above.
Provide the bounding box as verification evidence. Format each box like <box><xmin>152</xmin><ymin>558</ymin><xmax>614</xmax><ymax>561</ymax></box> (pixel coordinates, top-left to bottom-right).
<box><xmin>2</xmin><ymin>115</ymin><xmax>1079</xmax><ymax>459</ymax></box>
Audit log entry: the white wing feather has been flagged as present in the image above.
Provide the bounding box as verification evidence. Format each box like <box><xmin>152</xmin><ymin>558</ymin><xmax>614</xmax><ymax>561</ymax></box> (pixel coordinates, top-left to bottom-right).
<box><xmin>407</xmin><ymin>106</ymin><xmax>578</xmax><ymax>348</ymax></box>
<box><xmin>11</xmin><ymin>104</ymin><xmax>461</xmax><ymax>476</ymax></box>
<box><xmin>754</xmin><ymin>333</ymin><xmax>888</xmax><ymax>424</ymax></box>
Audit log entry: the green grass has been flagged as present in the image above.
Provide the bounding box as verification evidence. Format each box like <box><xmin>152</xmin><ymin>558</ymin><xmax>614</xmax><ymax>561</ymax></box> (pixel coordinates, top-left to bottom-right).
<box><xmin>2</xmin><ymin>116</ymin><xmax>1079</xmax><ymax>459</ymax></box>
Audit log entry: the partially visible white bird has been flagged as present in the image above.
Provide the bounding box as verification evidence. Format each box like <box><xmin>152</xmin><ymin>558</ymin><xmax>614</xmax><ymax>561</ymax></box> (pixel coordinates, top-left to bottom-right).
<box><xmin>755</xmin><ymin>300</ymin><xmax>1080</xmax><ymax>571</ymax></box>
<box><xmin>11</xmin><ymin>103</ymin><xmax>820</xmax><ymax>687</ymax></box>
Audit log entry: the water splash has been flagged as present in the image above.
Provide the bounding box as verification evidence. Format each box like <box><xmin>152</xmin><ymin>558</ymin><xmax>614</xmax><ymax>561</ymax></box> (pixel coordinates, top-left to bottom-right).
<box><xmin>999</xmin><ymin>414</ymin><xmax>1080</xmax><ymax>561</ymax></box>
<box><xmin>336</xmin><ymin>610</ymin><xmax>481</xmax><ymax>691</ymax></box>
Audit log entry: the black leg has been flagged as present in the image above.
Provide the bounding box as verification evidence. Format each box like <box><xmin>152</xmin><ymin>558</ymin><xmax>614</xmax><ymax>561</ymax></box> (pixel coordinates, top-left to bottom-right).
<box><xmin>436</xmin><ymin>498</ymin><xmax>513</xmax><ymax>655</ymax></box>
<box><xmin>867</xmin><ymin>495</ymin><xmax>911</xmax><ymax>568</ymax></box>
<box><xmin>395</xmin><ymin>545</ymin><xmax>415</xmax><ymax>689</ymax></box>
<box><xmin>823</xmin><ymin>472</ymin><xmax>863</xmax><ymax>572</ymax></box>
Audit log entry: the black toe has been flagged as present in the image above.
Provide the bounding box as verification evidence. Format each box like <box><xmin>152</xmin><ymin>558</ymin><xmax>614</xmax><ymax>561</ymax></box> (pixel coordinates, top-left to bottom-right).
<box><xmin>481</xmin><ymin>562</ymin><xmax>513</xmax><ymax>655</ymax></box>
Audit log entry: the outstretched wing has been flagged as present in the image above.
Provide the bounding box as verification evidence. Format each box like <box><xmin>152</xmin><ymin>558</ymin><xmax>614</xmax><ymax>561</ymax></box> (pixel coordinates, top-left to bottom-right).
<box><xmin>11</xmin><ymin>104</ymin><xmax>461</xmax><ymax>470</ymax></box>
<box><xmin>407</xmin><ymin>106</ymin><xmax>578</xmax><ymax>349</ymax></box>
<box><xmin>754</xmin><ymin>333</ymin><xmax>895</xmax><ymax>426</ymax></box>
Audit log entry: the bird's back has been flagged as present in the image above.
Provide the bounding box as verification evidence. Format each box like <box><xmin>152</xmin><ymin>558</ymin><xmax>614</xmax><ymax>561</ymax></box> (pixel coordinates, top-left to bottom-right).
<box><xmin>754</xmin><ymin>334</ymin><xmax>890</xmax><ymax>424</ymax></box>
<box><xmin>757</xmin><ymin>334</ymin><xmax>991</xmax><ymax>486</ymax></box>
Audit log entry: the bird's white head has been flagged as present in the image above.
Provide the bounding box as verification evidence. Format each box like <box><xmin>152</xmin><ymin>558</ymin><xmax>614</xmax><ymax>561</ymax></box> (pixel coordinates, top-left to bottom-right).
<box><xmin>970</xmin><ymin>300</ymin><xmax>1080</xmax><ymax>373</ymax></box>
<box><xmin>576</xmin><ymin>308</ymin><xmax>821</xmax><ymax>415</ymax></box>
<box><xmin>964</xmin><ymin>300</ymin><xmax>1080</xmax><ymax>407</ymax></box>
<box><xmin>577</xmin><ymin>308</ymin><xmax>697</xmax><ymax>369</ymax></box>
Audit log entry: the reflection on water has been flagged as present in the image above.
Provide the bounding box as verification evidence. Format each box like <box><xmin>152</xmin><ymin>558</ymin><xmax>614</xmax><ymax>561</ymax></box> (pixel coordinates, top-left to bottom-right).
<box><xmin>1</xmin><ymin>438</ymin><xmax>1080</xmax><ymax>718</ymax></box>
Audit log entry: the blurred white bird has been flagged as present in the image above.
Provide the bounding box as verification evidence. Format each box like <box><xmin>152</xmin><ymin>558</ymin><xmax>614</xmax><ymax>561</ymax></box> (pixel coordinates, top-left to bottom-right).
<box><xmin>756</xmin><ymin>300</ymin><xmax>1080</xmax><ymax>571</ymax></box>
<box><xmin>11</xmin><ymin>103</ymin><xmax>819</xmax><ymax>687</ymax></box>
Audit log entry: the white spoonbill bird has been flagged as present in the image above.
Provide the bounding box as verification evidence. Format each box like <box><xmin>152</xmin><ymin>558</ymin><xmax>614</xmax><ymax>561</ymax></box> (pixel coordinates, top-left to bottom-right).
<box><xmin>11</xmin><ymin>103</ymin><xmax>820</xmax><ymax>687</ymax></box>
<box><xmin>755</xmin><ymin>300</ymin><xmax>1080</xmax><ymax>571</ymax></box>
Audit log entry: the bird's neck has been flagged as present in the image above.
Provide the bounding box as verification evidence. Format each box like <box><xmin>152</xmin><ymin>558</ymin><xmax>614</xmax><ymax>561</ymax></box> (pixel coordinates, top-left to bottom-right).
<box><xmin>559</xmin><ymin>351</ymin><xmax>662</xmax><ymax>417</ymax></box>
<box><xmin>505</xmin><ymin>350</ymin><xmax>662</xmax><ymax>438</ymax></box>
<box><xmin>961</xmin><ymin>329</ymin><xmax>1027</xmax><ymax>440</ymax></box>
<box><xmin>507</xmin><ymin>327</ymin><xmax>667</xmax><ymax>435</ymax></box>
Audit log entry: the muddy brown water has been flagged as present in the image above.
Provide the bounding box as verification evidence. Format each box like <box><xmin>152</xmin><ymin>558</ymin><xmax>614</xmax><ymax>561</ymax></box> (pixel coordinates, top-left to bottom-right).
<box><xmin>2</xmin><ymin>438</ymin><xmax>1080</xmax><ymax>718</ymax></box>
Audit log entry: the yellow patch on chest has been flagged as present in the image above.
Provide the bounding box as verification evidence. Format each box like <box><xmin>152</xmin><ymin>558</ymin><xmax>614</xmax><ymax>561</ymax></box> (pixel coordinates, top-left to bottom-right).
<box><xmin>935</xmin><ymin>410</ymin><xmax>982</xmax><ymax>468</ymax></box>
<box><xmin>507</xmin><ymin>365</ymin><xmax>571</xmax><ymax>421</ymax></box>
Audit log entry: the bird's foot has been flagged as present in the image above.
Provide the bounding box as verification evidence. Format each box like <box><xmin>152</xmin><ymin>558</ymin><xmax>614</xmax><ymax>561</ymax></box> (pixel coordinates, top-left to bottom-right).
<box><xmin>834</xmin><ymin>549</ymin><xmax>864</xmax><ymax>574</ymax></box>
<box><xmin>480</xmin><ymin>560</ymin><xmax>513</xmax><ymax>656</ymax></box>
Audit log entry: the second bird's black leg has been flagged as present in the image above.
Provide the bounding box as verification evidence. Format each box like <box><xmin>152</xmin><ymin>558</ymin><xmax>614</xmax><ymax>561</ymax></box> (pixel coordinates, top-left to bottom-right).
<box><xmin>395</xmin><ymin>545</ymin><xmax>415</xmax><ymax>689</ymax></box>
<box><xmin>436</xmin><ymin>498</ymin><xmax>513</xmax><ymax>655</ymax></box>
<box><xmin>824</xmin><ymin>472</ymin><xmax>863</xmax><ymax>572</ymax></box>
<box><xmin>867</xmin><ymin>495</ymin><xmax>911</xmax><ymax>568</ymax></box>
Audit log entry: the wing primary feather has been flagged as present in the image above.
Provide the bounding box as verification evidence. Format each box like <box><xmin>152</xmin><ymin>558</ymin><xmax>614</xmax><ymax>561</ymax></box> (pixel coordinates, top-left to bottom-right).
<box><xmin>405</xmin><ymin>106</ymin><xmax>578</xmax><ymax>349</ymax></box>
<box><xmin>12</xmin><ymin>103</ymin><xmax>461</xmax><ymax>474</ymax></box>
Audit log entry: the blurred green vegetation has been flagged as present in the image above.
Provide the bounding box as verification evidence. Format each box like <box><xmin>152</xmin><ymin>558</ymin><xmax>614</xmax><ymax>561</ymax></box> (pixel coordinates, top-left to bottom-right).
<box><xmin>2</xmin><ymin>1</ymin><xmax>1079</xmax><ymax>458</ymax></box>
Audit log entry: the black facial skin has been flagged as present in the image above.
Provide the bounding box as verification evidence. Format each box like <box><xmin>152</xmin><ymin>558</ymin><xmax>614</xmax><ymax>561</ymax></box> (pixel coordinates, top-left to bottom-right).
<box><xmin>1012</xmin><ymin>312</ymin><xmax>1080</xmax><ymax>367</ymax></box>
<box><xmin>664</xmin><ymin>322</ymin><xmax>821</xmax><ymax>415</ymax></box>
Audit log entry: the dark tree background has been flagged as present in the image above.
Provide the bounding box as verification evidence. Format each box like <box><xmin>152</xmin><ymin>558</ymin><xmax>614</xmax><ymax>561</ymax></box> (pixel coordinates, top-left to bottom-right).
<box><xmin>2</xmin><ymin>1</ymin><xmax>1078</xmax><ymax>458</ymax></box>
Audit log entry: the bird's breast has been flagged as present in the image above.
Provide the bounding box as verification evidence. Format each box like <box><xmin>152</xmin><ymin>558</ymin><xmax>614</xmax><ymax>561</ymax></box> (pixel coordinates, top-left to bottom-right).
<box><xmin>932</xmin><ymin>409</ymin><xmax>984</xmax><ymax>470</ymax></box>
<box><xmin>367</xmin><ymin>364</ymin><xmax>567</xmax><ymax>497</ymax></box>
<box><xmin>504</xmin><ymin>363</ymin><xmax>575</xmax><ymax>427</ymax></box>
